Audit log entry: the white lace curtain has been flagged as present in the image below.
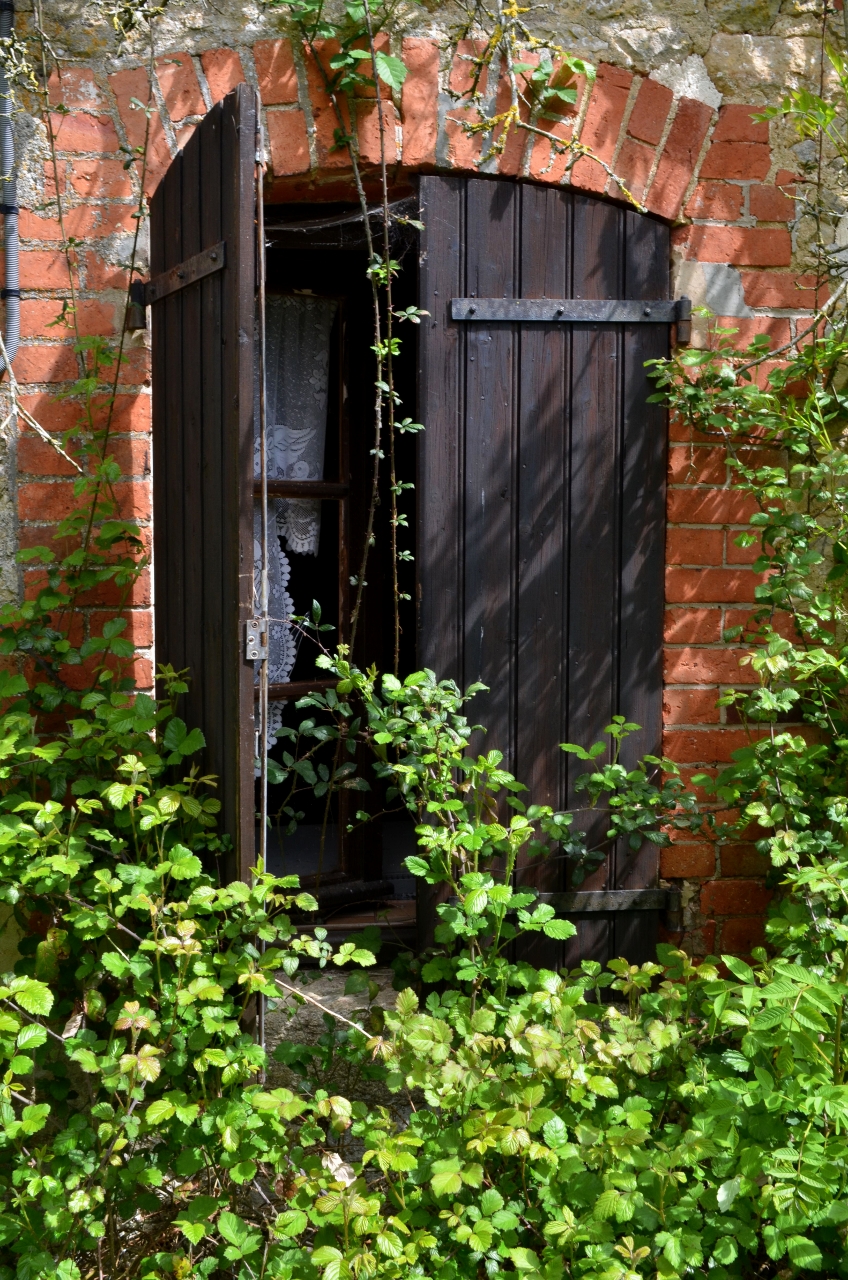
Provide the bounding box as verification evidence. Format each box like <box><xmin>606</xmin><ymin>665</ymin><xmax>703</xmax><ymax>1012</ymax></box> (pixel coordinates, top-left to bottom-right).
<box><xmin>254</xmin><ymin>294</ymin><xmax>338</xmax><ymax>746</ymax></box>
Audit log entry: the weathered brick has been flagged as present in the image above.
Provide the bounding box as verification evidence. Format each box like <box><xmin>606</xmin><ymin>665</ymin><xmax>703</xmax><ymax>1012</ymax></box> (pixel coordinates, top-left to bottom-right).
<box><xmin>720</xmin><ymin>843</ymin><xmax>770</xmax><ymax>876</ymax></box>
<box><xmin>16</xmin><ymin>431</ymin><xmax>80</xmax><ymax>477</ymax></box>
<box><xmin>700</xmin><ymin>139</ymin><xmax>770</xmax><ymax>181</ymax></box>
<box><xmin>89</xmin><ymin>610</ymin><xmax>153</xmax><ymax>647</ymax></box>
<box><xmin>200</xmin><ymin>48</ymin><xmax>245</xmax><ymax>104</ymax></box>
<box><xmin>664</xmin><ymin>726</ymin><xmax>766</xmax><ymax>764</ymax></box>
<box><xmin>712</xmin><ymin>103</ymin><xmax>768</xmax><ymax>143</ymax></box>
<box><xmin>99</xmin><ymin>437</ymin><xmax>151</xmax><ymax>477</ymax></box>
<box><xmin>67</xmin><ymin>157</ymin><xmax>134</xmax><ymax>200</ymax></box>
<box><xmin>666</xmin><ymin>527</ymin><xmax>724</xmax><ymax>565</ymax></box>
<box><xmin>750</xmin><ymin>183</ymin><xmax>794</xmax><ymax>221</ymax></box>
<box><xmin>674</xmin><ymin>223</ymin><xmax>792</xmax><ymax>266</ymax></box>
<box><xmin>571</xmin><ymin>62</ymin><xmax>633</xmax><ymax>192</ymax></box>
<box><xmin>13</xmin><ymin>344</ymin><xmax>79</xmax><ymax>384</ymax></box>
<box><xmin>684</xmin><ymin>181</ymin><xmax>743</xmax><ymax>220</ymax></box>
<box><xmin>663</xmin><ymin>686</ymin><xmax>721</xmax><ymax>724</ymax></box>
<box><xmin>20</xmin><ymin>298</ymin><xmax>117</xmax><ymax>339</ymax></box>
<box><xmin>449</xmin><ymin>38</ymin><xmax>487</xmax><ymax>95</ymax></box>
<box><xmin>401</xmin><ymin>37</ymin><xmax>440</xmax><ymax>167</ymax></box>
<box><xmin>253</xmin><ymin>39</ymin><xmax>299</xmax><ymax>105</ymax></box>
<box><xmin>357</xmin><ymin>101</ymin><xmax>398</xmax><ymax>165</ymax></box>
<box><xmin>303</xmin><ymin>40</ymin><xmax>352</xmax><ymax>170</ymax></box>
<box><xmin>494</xmin><ymin>54</ymin><xmax>536</xmax><ymax>176</ymax></box>
<box><xmin>50</xmin><ymin>113</ymin><xmax>120</xmax><ymax>153</ymax></box>
<box><xmin>19</xmin><ymin>480</ymin><xmax>80</xmax><ymax>521</ymax></box>
<box><xmin>720</xmin><ymin>916</ymin><xmax>766</xmax><ymax>954</ymax></box>
<box><xmin>666</xmin><ymin>566</ymin><xmax>763</xmax><ymax>604</ymax></box>
<box><xmin>446</xmin><ymin>40</ymin><xmax>488</xmax><ymax>170</ymax></box>
<box><xmin>725</xmin><ymin>528</ymin><xmax>761</xmax><ymax>564</ymax></box>
<box><xmin>663</xmin><ymin>647</ymin><xmax>757</xmax><ymax>685</ymax></box>
<box><xmin>669</xmin><ymin>445</ymin><xmax>727</xmax><ymax>484</ymax></box>
<box><xmin>83</xmin><ymin>253</ymin><xmax>129</xmax><ymax>291</ymax></box>
<box><xmin>714</xmin><ymin>315</ymin><xmax>791</xmax><ymax>348</ymax></box>
<box><xmin>610</xmin><ymin>138</ymin><xmax>654</xmax><ymax>202</ymax></box>
<box><xmin>108</xmin><ymin>67</ymin><xmax>172</xmax><ymax>195</ymax></box>
<box><xmin>19</xmin><ymin>249</ymin><xmax>75</xmax><ymax>291</ymax></box>
<box><xmin>701</xmin><ymin>877</ymin><xmax>772</xmax><ymax>915</ymax></box>
<box><xmin>48</xmin><ymin>66</ymin><xmax>103</xmax><ymax>108</ymax></box>
<box><xmin>155</xmin><ymin>52</ymin><xmax>206</xmax><ymax>122</ymax></box>
<box><xmin>664</xmin><ymin>607</ymin><xmax>723</xmax><ymax>644</ymax></box>
<box><xmin>667</xmin><ymin>487</ymin><xmax>758</xmax><ymax>523</ymax></box>
<box><xmin>627</xmin><ymin>77</ymin><xmax>672</xmax><ymax>145</ymax></box>
<box><xmin>660</xmin><ymin>844</ymin><xmax>716</xmax><ymax>877</ymax></box>
<box><xmin>646</xmin><ymin>97</ymin><xmax>713</xmax><ymax>220</ymax></box>
<box><xmin>266</xmin><ymin>110</ymin><xmax>310</xmax><ymax>176</ymax></box>
<box><xmin>740</xmin><ymin>271</ymin><xmax>824</xmax><ymax>309</ymax></box>
<box><xmin>528</xmin><ymin>117</ymin><xmax>574</xmax><ymax>183</ymax></box>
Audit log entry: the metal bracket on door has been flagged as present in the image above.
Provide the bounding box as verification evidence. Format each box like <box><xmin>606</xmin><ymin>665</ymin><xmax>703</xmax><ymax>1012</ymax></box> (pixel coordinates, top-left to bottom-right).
<box><xmin>451</xmin><ymin>295</ymin><xmax>692</xmax><ymax>343</ymax></box>
<box><xmin>126</xmin><ymin>241</ymin><xmax>227</xmax><ymax>330</ymax></box>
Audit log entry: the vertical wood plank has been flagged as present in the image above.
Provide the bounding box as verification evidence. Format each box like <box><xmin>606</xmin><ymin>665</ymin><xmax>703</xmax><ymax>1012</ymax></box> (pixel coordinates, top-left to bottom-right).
<box><xmin>612</xmin><ymin>210</ymin><xmax>670</xmax><ymax>964</ymax></box>
<box><xmin>514</xmin><ymin>185</ymin><xmax>570</xmax><ymax>968</ymax></box>
<box><xmin>563</xmin><ymin>194</ymin><xmax>624</xmax><ymax>968</ymax></box>
<box><xmin>462</xmin><ymin>178</ymin><xmax>517</xmax><ymax>766</ymax></box>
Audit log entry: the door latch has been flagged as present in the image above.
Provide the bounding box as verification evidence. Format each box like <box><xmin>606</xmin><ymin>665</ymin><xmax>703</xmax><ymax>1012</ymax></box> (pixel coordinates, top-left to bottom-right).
<box><xmin>245</xmin><ymin>618</ymin><xmax>268</xmax><ymax>660</ymax></box>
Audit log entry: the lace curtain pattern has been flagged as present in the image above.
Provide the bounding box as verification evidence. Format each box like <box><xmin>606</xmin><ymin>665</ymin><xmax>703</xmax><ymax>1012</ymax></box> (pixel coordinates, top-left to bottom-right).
<box><xmin>254</xmin><ymin>294</ymin><xmax>338</xmax><ymax>747</ymax></box>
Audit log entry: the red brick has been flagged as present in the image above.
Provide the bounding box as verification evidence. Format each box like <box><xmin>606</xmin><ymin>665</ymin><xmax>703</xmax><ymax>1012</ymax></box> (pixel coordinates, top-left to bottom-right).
<box><xmin>446</xmin><ymin>40</ymin><xmax>488</xmax><ymax>170</ymax></box>
<box><xmin>200</xmin><ymin>48</ymin><xmax>245</xmax><ymax>104</ymax></box>
<box><xmin>155</xmin><ymin>52</ymin><xmax>206</xmax><ymax>122</ymax></box>
<box><xmin>16</xmin><ymin>431</ymin><xmax>80</xmax><ymax>477</ymax></box>
<box><xmin>89</xmin><ymin>609</ymin><xmax>153</xmax><ymax>647</ymax></box>
<box><xmin>401</xmin><ymin>37</ymin><xmax>440</xmax><ymax>167</ymax></box>
<box><xmin>646</xmin><ymin>97</ymin><xmax>713</xmax><ymax>220</ymax></box>
<box><xmin>664</xmin><ymin>607</ymin><xmax>723</xmax><ymax>644</ymax></box>
<box><xmin>19</xmin><ymin>480</ymin><xmax>81</xmax><ymax>521</ymax></box>
<box><xmin>684</xmin><ymin>181</ymin><xmax>743</xmax><ymax>220</ymax></box>
<box><xmin>740</xmin><ymin>271</ymin><xmax>822</xmax><ymax>309</ymax></box>
<box><xmin>449</xmin><ymin>38</ymin><xmax>487</xmax><ymax>95</ymax></box>
<box><xmin>714</xmin><ymin>316</ymin><xmax>791</xmax><ymax>349</ymax></box>
<box><xmin>83</xmin><ymin>253</ymin><xmax>129</xmax><ymax>291</ymax></box>
<box><xmin>666</xmin><ymin>566</ymin><xmax>763</xmax><ymax>604</ymax></box>
<box><xmin>666</xmin><ymin>527</ymin><xmax>724</xmax><ymax>565</ymax></box>
<box><xmin>664</xmin><ymin>727</ymin><xmax>767</xmax><ymax>765</ymax></box>
<box><xmin>528</xmin><ymin>117</ymin><xmax>575</xmax><ymax>183</ymax></box>
<box><xmin>664</xmin><ymin>647</ymin><xmax>757</xmax><ymax>685</ymax></box>
<box><xmin>50</xmin><ymin>113</ymin><xmax>120</xmax><ymax>153</ymax></box>
<box><xmin>627</xmin><ymin>77</ymin><xmax>673</xmax><ymax>145</ymax></box>
<box><xmin>253</xmin><ymin>39</ymin><xmax>299</xmax><ymax>105</ymax></box>
<box><xmin>571</xmin><ymin>63</ymin><xmax>633</xmax><ymax>192</ymax></box>
<box><xmin>701</xmin><ymin>877</ymin><xmax>772</xmax><ymax>915</ymax></box>
<box><xmin>266</xmin><ymin>110</ymin><xmax>310</xmax><ymax>176</ymax></box>
<box><xmin>669</xmin><ymin>445</ymin><xmax>728</xmax><ymax>484</ymax></box>
<box><xmin>610</xmin><ymin>138</ymin><xmax>654</xmax><ymax>202</ymax></box>
<box><xmin>76</xmin><ymin>567</ymin><xmax>151</xmax><ymax>608</ymax></box>
<box><xmin>99</xmin><ymin>437</ymin><xmax>151</xmax><ymax>476</ymax></box>
<box><xmin>720</xmin><ymin>844</ymin><xmax>770</xmax><ymax>876</ymax></box>
<box><xmin>700</xmin><ymin>140</ymin><xmax>770</xmax><ymax>181</ymax></box>
<box><xmin>750</xmin><ymin>183</ymin><xmax>794</xmax><ymax>221</ymax></box>
<box><xmin>20</xmin><ymin>204</ymin><xmax>137</xmax><ymax>240</ymax></box>
<box><xmin>674</xmin><ymin>224</ymin><xmax>791</xmax><ymax>267</ymax></box>
<box><xmin>725</xmin><ymin>529</ymin><xmax>761</xmax><ymax>564</ymax></box>
<box><xmin>661</xmin><ymin>844</ymin><xmax>716</xmax><ymax>877</ymax></box>
<box><xmin>49</xmin><ymin>66</ymin><xmax>104</xmax><ymax>108</ymax></box>
<box><xmin>20</xmin><ymin>299</ymin><xmax>117</xmax><ymax>339</ymax></box>
<box><xmin>303</xmin><ymin>40</ymin><xmax>352</xmax><ymax>171</ymax></box>
<box><xmin>14</xmin><ymin>345</ymin><xmax>79</xmax><ymax>384</ymax></box>
<box><xmin>542</xmin><ymin>63</ymin><xmax>585</xmax><ymax>119</ymax></box>
<box><xmin>19</xmin><ymin>249</ymin><xmax>76</xmax><ymax>291</ymax></box>
<box><xmin>108</xmin><ymin>67</ymin><xmax>172</xmax><ymax>196</ymax></box>
<box><xmin>667</xmin><ymin>487</ymin><xmax>758</xmax><ymax>524</ymax></box>
<box><xmin>494</xmin><ymin>54</ymin><xmax>536</xmax><ymax>176</ymax></box>
<box><xmin>720</xmin><ymin>917</ymin><xmax>766</xmax><ymax>955</ymax></box>
<box><xmin>357</xmin><ymin>100</ymin><xmax>398</xmax><ymax>165</ymax></box>
<box><xmin>68</xmin><ymin>156</ymin><xmax>134</xmax><ymax>199</ymax></box>
<box><xmin>663</xmin><ymin>686</ymin><xmax>721</xmax><ymax>724</ymax></box>
<box><xmin>712</xmin><ymin>104</ymin><xmax>768</xmax><ymax>143</ymax></box>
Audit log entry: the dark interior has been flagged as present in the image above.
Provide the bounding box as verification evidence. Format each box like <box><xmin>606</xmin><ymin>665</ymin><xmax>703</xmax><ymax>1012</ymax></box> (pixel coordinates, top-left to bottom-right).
<box><xmin>260</xmin><ymin>201</ymin><xmax>420</xmax><ymax>927</ymax></box>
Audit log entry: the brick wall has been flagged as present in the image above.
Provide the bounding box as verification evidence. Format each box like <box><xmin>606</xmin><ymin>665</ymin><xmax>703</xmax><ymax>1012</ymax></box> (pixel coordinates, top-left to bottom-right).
<box><xmin>15</xmin><ymin>41</ymin><xmax>816</xmax><ymax>952</ymax></box>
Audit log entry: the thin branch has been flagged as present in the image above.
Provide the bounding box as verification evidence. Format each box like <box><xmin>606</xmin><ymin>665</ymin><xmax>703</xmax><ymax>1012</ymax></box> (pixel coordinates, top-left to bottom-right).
<box><xmin>274</xmin><ymin>976</ymin><xmax>366</xmax><ymax>1033</ymax></box>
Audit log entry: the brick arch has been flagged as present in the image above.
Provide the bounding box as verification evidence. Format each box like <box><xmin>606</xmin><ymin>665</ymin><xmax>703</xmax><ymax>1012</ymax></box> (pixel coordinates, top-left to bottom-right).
<box><xmin>19</xmin><ymin>47</ymin><xmax>809</xmax><ymax>955</ymax></box>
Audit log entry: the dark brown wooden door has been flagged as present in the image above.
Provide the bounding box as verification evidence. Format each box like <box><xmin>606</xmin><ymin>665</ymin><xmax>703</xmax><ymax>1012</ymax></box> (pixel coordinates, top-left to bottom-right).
<box><xmin>417</xmin><ymin>176</ymin><xmax>669</xmax><ymax>966</ymax></box>
<box><xmin>149</xmin><ymin>85</ymin><xmax>257</xmax><ymax>882</ymax></box>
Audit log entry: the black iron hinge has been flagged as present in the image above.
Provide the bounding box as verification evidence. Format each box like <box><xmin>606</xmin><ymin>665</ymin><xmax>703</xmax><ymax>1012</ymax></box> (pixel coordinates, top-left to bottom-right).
<box><xmin>452</xmin><ymin>295</ymin><xmax>692</xmax><ymax>343</ymax></box>
<box><xmin>125</xmin><ymin>242</ymin><xmax>227</xmax><ymax>330</ymax></box>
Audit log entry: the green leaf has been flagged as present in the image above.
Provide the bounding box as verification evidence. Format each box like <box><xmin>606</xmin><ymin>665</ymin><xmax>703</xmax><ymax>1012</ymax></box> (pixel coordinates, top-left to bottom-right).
<box><xmin>543</xmin><ymin>1116</ymin><xmax>568</xmax><ymax>1148</ymax></box>
<box><xmin>275</xmin><ymin>1210</ymin><xmax>307</xmax><ymax>1238</ymax></box>
<box><xmin>374</xmin><ymin>50</ymin><xmax>407</xmax><ymax>90</ymax></box>
<box><xmin>229</xmin><ymin>1160</ymin><xmax>257</xmax><ymax>1184</ymax></box>
<box><xmin>509</xmin><ymin>1248</ymin><xmax>541</xmax><ymax>1271</ymax></box>
<box><xmin>717</xmin><ymin>1177</ymin><xmax>741</xmax><ymax>1211</ymax></box>
<box><xmin>11</xmin><ymin>978</ymin><xmax>54</xmax><ymax>1017</ymax></box>
<box><xmin>787</xmin><ymin>1237</ymin><xmax>822</xmax><ymax>1270</ymax></box>
<box><xmin>146</xmin><ymin>1099</ymin><xmax>176</xmax><ymax>1125</ymax></box>
<box><xmin>480</xmin><ymin>1189</ymin><xmax>504</xmax><ymax>1215</ymax></box>
<box><xmin>542</xmin><ymin>917</ymin><xmax>576</xmax><ymax>939</ymax></box>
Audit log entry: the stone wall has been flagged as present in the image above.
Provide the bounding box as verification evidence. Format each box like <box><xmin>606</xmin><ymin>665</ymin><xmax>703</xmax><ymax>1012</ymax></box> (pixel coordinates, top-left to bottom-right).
<box><xmin>3</xmin><ymin>0</ymin><xmax>836</xmax><ymax>955</ymax></box>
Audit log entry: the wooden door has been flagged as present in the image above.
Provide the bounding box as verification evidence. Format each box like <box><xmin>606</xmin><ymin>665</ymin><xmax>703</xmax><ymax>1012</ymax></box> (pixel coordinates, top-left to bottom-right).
<box><xmin>149</xmin><ymin>85</ymin><xmax>257</xmax><ymax>882</ymax></box>
<box><xmin>417</xmin><ymin>176</ymin><xmax>670</xmax><ymax>966</ymax></box>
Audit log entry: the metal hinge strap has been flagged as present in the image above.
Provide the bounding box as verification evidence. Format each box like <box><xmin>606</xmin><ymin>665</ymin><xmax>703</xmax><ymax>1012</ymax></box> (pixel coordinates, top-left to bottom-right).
<box><xmin>537</xmin><ymin>888</ymin><xmax>678</xmax><ymax>913</ymax></box>
<box><xmin>144</xmin><ymin>240</ymin><xmax>226</xmax><ymax>306</ymax></box>
<box><xmin>451</xmin><ymin>296</ymin><xmax>691</xmax><ymax>326</ymax></box>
